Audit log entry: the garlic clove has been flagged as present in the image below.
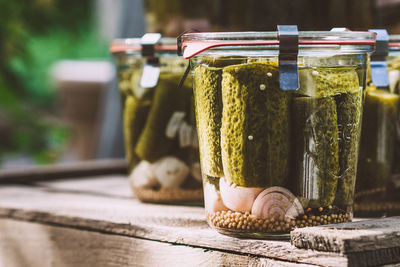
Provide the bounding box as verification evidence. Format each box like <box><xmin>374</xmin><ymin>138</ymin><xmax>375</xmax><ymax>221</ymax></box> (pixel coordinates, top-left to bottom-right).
<box><xmin>130</xmin><ymin>161</ymin><xmax>159</xmax><ymax>188</ymax></box>
<box><xmin>152</xmin><ymin>156</ymin><xmax>189</xmax><ymax>188</ymax></box>
<box><xmin>204</xmin><ymin>182</ymin><xmax>228</xmax><ymax>213</ymax></box>
<box><xmin>219</xmin><ymin>177</ymin><xmax>263</xmax><ymax>212</ymax></box>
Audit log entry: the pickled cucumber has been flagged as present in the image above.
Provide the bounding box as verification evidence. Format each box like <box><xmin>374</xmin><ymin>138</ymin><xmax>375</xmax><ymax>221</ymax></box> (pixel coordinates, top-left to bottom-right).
<box><xmin>123</xmin><ymin>95</ymin><xmax>151</xmax><ymax>170</ymax></box>
<box><xmin>357</xmin><ymin>89</ymin><xmax>399</xmax><ymax>191</ymax></box>
<box><xmin>193</xmin><ymin>65</ymin><xmax>224</xmax><ymax>177</ymax></box>
<box><xmin>334</xmin><ymin>88</ymin><xmax>363</xmax><ymax>206</ymax></box>
<box><xmin>292</xmin><ymin>96</ymin><xmax>339</xmax><ymax>208</ymax></box>
<box><xmin>298</xmin><ymin>67</ymin><xmax>360</xmax><ymax>97</ymax></box>
<box><xmin>135</xmin><ymin>74</ymin><xmax>192</xmax><ymax>162</ymax></box>
<box><xmin>221</xmin><ymin>62</ymin><xmax>291</xmax><ymax>187</ymax></box>
<box><xmin>204</xmin><ymin>174</ymin><xmax>220</xmax><ymax>191</ymax></box>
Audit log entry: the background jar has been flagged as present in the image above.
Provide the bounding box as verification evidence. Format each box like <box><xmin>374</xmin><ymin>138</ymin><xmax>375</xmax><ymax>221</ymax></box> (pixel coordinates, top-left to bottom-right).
<box><xmin>181</xmin><ymin>30</ymin><xmax>376</xmax><ymax>238</ymax></box>
<box><xmin>111</xmin><ymin>36</ymin><xmax>203</xmax><ymax>204</ymax></box>
<box><xmin>355</xmin><ymin>35</ymin><xmax>400</xmax><ymax>217</ymax></box>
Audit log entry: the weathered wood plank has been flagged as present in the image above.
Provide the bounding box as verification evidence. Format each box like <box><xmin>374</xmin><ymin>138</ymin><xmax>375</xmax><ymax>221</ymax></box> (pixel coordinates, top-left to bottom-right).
<box><xmin>2</xmin><ymin>218</ymin><xmax>311</xmax><ymax>267</ymax></box>
<box><xmin>291</xmin><ymin>217</ymin><xmax>400</xmax><ymax>266</ymax></box>
<box><xmin>291</xmin><ymin>217</ymin><xmax>400</xmax><ymax>253</ymax></box>
<box><xmin>37</xmin><ymin>175</ymin><xmax>132</xmax><ymax>198</ymax></box>
<box><xmin>0</xmin><ymin>185</ymin><xmax>346</xmax><ymax>267</ymax></box>
<box><xmin>0</xmin><ymin>159</ymin><xmax>127</xmax><ymax>184</ymax></box>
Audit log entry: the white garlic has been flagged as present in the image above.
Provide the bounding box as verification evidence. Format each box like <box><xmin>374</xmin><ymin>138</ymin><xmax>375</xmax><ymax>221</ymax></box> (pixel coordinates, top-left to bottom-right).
<box><xmin>204</xmin><ymin>182</ymin><xmax>228</xmax><ymax>213</ymax></box>
<box><xmin>165</xmin><ymin>111</ymin><xmax>186</xmax><ymax>139</ymax></box>
<box><xmin>179</xmin><ymin>122</ymin><xmax>193</xmax><ymax>148</ymax></box>
<box><xmin>129</xmin><ymin>161</ymin><xmax>159</xmax><ymax>188</ymax></box>
<box><xmin>152</xmin><ymin>156</ymin><xmax>189</xmax><ymax>188</ymax></box>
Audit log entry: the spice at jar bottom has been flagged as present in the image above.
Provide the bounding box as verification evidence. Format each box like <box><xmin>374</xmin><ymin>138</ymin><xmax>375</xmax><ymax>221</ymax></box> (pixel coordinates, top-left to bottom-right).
<box><xmin>207</xmin><ymin>207</ymin><xmax>350</xmax><ymax>234</ymax></box>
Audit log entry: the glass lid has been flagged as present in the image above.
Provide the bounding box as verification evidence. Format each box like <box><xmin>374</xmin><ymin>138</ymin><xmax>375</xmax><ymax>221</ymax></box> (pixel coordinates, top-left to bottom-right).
<box><xmin>179</xmin><ymin>31</ymin><xmax>376</xmax><ymax>58</ymax></box>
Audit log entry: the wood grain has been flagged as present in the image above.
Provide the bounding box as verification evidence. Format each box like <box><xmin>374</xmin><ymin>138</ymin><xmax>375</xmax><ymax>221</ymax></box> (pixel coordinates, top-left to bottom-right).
<box><xmin>291</xmin><ymin>216</ymin><xmax>400</xmax><ymax>253</ymax></box>
<box><xmin>0</xmin><ymin>159</ymin><xmax>127</xmax><ymax>184</ymax></box>
<box><xmin>1</xmin><ymin>176</ymin><xmax>399</xmax><ymax>266</ymax></box>
<box><xmin>291</xmin><ymin>217</ymin><xmax>400</xmax><ymax>266</ymax></box>
<box><xmin>37</xmin><ymin>175</ymin><xmax>132</xmax><ymax>198</ymax></box>
<box><xmin>0</xmin><ymin>185</ymin><xmax>346</xmax><ymax>267</ymax></box>
<box><xmin>2</xmin><ymin>218</ymin><xmax>306</xmax><ymax>267</ymax></box>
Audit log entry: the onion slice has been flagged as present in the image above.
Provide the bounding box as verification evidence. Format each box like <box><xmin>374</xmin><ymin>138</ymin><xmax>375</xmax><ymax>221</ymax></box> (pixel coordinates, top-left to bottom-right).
<box><xmin>219</xmin><ymin>177</ymin><xmax>263</xmax><ymax>212</ymax></box>
<box><xmin>251</xmin><ymin>186</ymin><xmax>304</xmax><ymax>220</ymax></box>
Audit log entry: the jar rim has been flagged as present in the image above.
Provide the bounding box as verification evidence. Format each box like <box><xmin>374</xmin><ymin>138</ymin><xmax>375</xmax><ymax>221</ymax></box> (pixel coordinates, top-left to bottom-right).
<box><xmin>110</xmin><ymin>37</ymin><xmax>177</xmax><ymax>54</ymax></box>
<box><xmin>180</xmin><ymin>31</ymin><xmax>376</xmax><ymax>58</ymax></box>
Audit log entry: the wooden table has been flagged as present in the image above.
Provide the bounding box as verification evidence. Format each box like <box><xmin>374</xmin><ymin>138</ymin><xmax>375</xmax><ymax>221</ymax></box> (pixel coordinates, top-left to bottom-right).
<box><xmin>0</xmin><ymin>160</ymin><xmax>399</xmax><ymax>267</ymax></box>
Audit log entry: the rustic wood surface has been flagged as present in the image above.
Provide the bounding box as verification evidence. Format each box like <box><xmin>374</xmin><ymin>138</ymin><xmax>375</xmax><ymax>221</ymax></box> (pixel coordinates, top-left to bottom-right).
<box><xmin>37</xmin><ymin>175</ymin><xmax>132</xmax><ymax>198</ymax></box>
<box><xmin>0</xmin><ymin>159</ymin><xmax>127</xmax><ymax>184</ymax></box>
<box><xmin>2</xmin><ymin>218</ymin><xmax>301</xmax><ymax>267</ymax></box>
<box><xmin>0</xmin><ymin>178</ymin><xmax>347</xmax><ymax>267</ymax></box>
<box><xmin>0</xmin><ymin>174</ymin><xmax>399</xmax><ymax>266</ymax></box>
<box><xmin>291</xmin><ymin>216</ymin><xmax>400</xmax><ymax>253</ymax></box>
<box><xmin>291</xmin><ymin>217</ymin><xmax>400</xmax><ymax>266</ymax></box>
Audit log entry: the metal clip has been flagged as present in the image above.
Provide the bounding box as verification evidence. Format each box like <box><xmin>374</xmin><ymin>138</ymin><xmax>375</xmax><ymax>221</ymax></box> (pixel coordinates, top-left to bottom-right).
<box><xmin>277</xmin><ymin>25</ymin><xmax>299</xmax><ymax>91</ymax></box>
<box><xmin>369</xmin><ymin>29</ymin><xmax>389</xmax><ymax>88</ymax></box>
<box><xmin>140</xmin><ymin>33</ymin><xmax>161</xmax><ymax>88</ymax></box>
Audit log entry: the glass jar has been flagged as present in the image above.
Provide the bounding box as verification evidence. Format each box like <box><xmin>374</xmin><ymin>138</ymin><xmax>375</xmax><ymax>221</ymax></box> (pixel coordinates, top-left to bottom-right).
<box><xmin>180</xmin><ymin>30</ymin><xmax>376</xmax><ymax>238</ymax></box>
<box><xmin>111</xmin><ymin>36</ymin><xmax>203</xmax><ymax>203</ymax></box>
<box><xmin>355</xmin><ymin>35</ymin><xmax>400</xmax><ymax>216</ymax></box>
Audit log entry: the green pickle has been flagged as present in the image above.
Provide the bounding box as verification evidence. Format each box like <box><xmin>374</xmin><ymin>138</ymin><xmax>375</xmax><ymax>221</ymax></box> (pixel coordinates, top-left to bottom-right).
<box><xmin>298</xmin><ymin>67</ymin><xmax>360</xmax><ymax>97</ymax></box>
<box><xmin>193</xmin><ymin>65</ymin><xmax>224</xmax><ymax>177</ymax></box>
<box><xmin>221</xmin><ymin>62</ymin><xmax>291</xmax><ymax>187</ymax></box>
<box><xmin>123</xmin><ymin>95</ymin><xmax>151</xmax><ymax>170</ymax></box>
<box><xmin>135</xmin><ymin>74</ymin><xmax>192</xmax><ymax>162</ymax></box>
<box><xmin>357</xmin><ymin>88</ymin><xmax>399</xmax><ymax>191</ymax></box>
<box><xmin>292</xmin><ymin>96</ymin><xmax>339</xmax><ymax>207</ymax></box>
<box><xmin>334</xmin><ymin>89</ymin><xmax>363</xmax><ymax>206</ymax></box>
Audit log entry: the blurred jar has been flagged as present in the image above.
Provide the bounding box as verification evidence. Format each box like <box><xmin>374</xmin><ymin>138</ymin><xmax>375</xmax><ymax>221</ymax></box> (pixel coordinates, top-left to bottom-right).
<box><xmin>355</xmin><ymin>34</ymin><xmax>400</xmax><ymax>216</ymax></box>
<box><xmin>111</xmin><ymin>34</ymin><xmax>203</xmax><ymax>203</ymax></box>
<box><xmin>181</xmin><ymin>29</ymin><xmax>375</xmax><ymax>238</ymax></box>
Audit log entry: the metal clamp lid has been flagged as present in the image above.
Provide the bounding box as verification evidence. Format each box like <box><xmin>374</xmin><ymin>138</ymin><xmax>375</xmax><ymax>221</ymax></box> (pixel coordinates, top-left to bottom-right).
<box><xmin>140</xmin><ymin>33</ymin><xmax>162</xmax><ymax>88</ymax></box>
<box><xmin>369</xmin><ymin>29</ymin><xmax>389</xmax><ymax>88</ymax></box>
<box><xmin>278</xmin><ymin>25</ymin><xmax>299</xmax><ymax>91</ymax></box>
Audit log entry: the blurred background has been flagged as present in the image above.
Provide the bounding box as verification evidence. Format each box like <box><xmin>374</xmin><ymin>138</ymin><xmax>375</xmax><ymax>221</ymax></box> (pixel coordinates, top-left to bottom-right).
<box><xmin>0</xmin><ymin>0</ymin><xmax>399</xmax><ymax>169</ymax></box>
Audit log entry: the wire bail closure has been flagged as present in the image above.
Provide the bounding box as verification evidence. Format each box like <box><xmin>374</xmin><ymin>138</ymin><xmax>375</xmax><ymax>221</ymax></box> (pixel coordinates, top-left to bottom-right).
<box><xmin>369</xmin><ymin>29</ymin><xmax>389</xmax><ymax>88</ymax></box>
<box><xmin>140</xmin><ymin>33</ymin><xmax>162</xmax><ymax>88</ymax></box>
<box><xmin>278</xmin><ymin>25</ymin><xmax>299</xmax><ymax>91</ymax></box>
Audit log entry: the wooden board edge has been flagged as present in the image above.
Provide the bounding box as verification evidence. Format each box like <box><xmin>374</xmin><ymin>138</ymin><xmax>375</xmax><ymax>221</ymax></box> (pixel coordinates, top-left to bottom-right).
<box><xmin>0</xmin><ymin>208</ymin><xmax>347</xmax><ymax>267</ymax></box>
<box><xmin>2</xmin><ymin>218</ymin><xmax>316</xmax><ymax>267</ymax></box>
<box><xmin>0</xmin><ymin>159</ymin><xmax>127</xmax><ymax>184</ymax></box>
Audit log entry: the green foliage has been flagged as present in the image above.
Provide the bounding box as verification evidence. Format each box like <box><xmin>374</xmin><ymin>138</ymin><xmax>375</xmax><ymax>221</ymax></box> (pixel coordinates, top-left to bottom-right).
<box><xmin>11</xmin><ymin>27</ymin><xmax>109</xmax><ymax>106</ymax></box>
<box><xmin>0</xmin><ymin>0</ymin><xmax>107</xmax><ymax>164</ymax></box>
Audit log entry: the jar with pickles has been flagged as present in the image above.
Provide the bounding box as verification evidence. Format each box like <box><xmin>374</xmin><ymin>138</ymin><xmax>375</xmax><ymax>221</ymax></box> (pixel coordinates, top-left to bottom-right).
<box><xmin>111</xmin><ymin>34</ymin><xmax>203</xmax><ymax>203</ymax></box>
<box><xmin>355</xmin><ymin>33</ymin><xmax>400</xmax><ymax>216</ymax></box>
<box><xmin>180</xmin><ymin>28</ymin><xmax>376</xmax><ymax>238</ymax></box>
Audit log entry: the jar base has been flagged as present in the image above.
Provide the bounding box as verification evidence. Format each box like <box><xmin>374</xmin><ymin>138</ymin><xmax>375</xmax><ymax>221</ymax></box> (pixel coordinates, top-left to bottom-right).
<box><xmin>206</xmin><ymin>207</ymin><xmax>351</xmax><ymax>239</ymax></box>
<box><xmin>132</xmin><ymin>186</ymin><xmax>203</xmax><ymax>204</ymax></box>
